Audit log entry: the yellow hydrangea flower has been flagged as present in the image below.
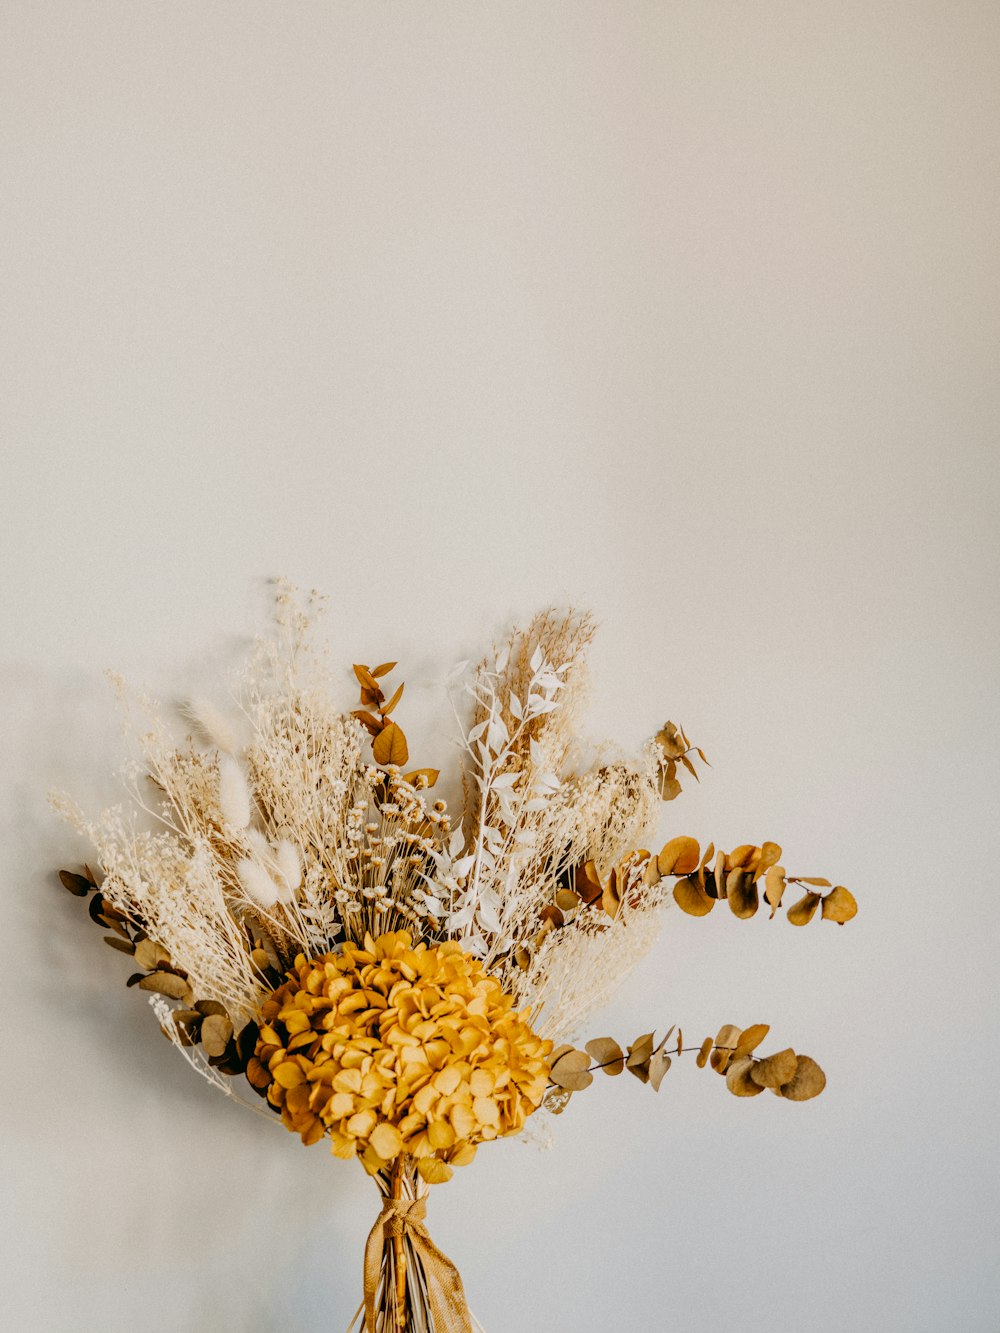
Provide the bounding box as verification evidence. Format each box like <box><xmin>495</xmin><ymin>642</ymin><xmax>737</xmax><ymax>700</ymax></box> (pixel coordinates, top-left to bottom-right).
<box><xmin>255</xmin><ymin>931</ymin><xmax>552</xmax><ymax>1182</ymax></box>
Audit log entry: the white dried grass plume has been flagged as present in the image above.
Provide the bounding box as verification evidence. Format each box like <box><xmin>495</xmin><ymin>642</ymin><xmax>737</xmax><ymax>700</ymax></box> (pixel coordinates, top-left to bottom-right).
<box><xmin>517</xmin><ymin>885</ymin><xmax>669</xmax><ymax>1044</ymax></box>
<box><xmin>183</xmin><ymin>696</ymin><xmax>244</xmax><ymax>755</ymax></box>
<box><xmin>236</xmin><ymin>856</ymin><xmax>280</xmax><ymax>909</ymax></box>
<box><xmin>218</xmin><ymin>755</ymin><xmax>252</xmax><ymax>830</ymax></box>
<box><xmin>274</xmin><ymin>839</ymin><xmax>302</xmax><ymax>893</ymax></box>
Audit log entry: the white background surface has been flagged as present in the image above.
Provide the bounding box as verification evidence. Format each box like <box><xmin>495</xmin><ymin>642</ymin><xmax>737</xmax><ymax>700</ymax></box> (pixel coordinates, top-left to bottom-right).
<box><xmin>2</xmin><ymin>4</ymin><xmax>998</xmax><ymax>1330</ymax></box>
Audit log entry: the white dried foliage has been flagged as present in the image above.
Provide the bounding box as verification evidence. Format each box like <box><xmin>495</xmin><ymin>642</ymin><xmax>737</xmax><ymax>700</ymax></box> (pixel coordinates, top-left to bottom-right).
<box><xmin>54</xmin><ymin>586</ymin><xmax>678</xmax><ymax>1102</ymax></box>
<box><xmin>183</xmin><ymin>696</ymin><xmax>243</xmax><ymax>755</ymax></box>
<box><xmin>218</xmin><ymin>755</ymin><xmax>252</xmax><ymax>830</ymax></box>
<box><xmin>236</xmin><ymin>856</ymin><xmax>280</xmax><ymax>909</ymax></box>
<box><xmin>516</xmin><ymin>883</ymin><xmax>669</xmax><ymax>1044</ymax></box>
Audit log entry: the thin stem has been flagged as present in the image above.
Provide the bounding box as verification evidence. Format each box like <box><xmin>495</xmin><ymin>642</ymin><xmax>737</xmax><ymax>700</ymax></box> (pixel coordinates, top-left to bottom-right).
<box><xmin>547</xmin><ymin>1043</ymin><xmax>742</xmax><ymax>1087</ymax></box>
<box><xmin>391</xmin><ymin>1155</ymin><xmax>407</xmax><ymax>1329</ymax></box>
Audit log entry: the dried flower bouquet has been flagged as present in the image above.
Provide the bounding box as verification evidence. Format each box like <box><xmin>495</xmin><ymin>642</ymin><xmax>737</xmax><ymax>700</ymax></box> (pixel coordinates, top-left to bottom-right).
<box><xmin>53</xmin><ymin>586</ymin><xmax>856</xmax><ymax>1332</ymax></box>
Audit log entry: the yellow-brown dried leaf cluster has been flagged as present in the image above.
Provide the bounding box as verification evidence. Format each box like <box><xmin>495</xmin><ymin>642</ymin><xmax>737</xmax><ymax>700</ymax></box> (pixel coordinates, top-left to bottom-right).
<box><xmin>253</xmin><ymin>931</ymin><xmax>552</xmax><ymax>1182</ymax></box>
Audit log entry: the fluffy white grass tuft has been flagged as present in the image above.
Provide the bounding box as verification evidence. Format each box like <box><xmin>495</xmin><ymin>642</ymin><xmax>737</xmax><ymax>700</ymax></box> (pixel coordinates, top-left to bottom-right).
<box><xmin>236</xmin><ymin>856</ymin><xmax>280</xmax><ymax>909</ymax></box>
<box><xmin>183</xmin><ymin>696</ymin><xmax>243</xmax><ymax>755</ymax></box>
<box><xmin>218</xmin><ymin>755</ymin><xmax>251</xmax><ymax>830</ymax></box>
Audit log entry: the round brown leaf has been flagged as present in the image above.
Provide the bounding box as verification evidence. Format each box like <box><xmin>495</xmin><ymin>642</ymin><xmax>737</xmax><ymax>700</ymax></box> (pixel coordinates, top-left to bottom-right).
<box><xmin>726</xmin><ymin>1057</ymin><xmax>765</xmax><ymax>1097</ymax></box>
<box><xmin>642</xmin><ymin>857</ymin><xmax>662</xmax><ymax>887</ymax></box>
<box><xmin>821</xmin><ymin>886</ymin><xmax>858</xmax><ymax>925</ymax></box>
<box><xmin>201</xmin><ymin>1013</ymin><xmax>234</xmax><ymax>1058</ymax></box>
<box><xmin>725</xmin><ymin>844</ymin><xmax>756</xmax><ymax>872</ymax></box>
<box><xmin>134</xmin><ymin>939</ymin><xmax>170</xmax><ymax>971</ymax></box>
<box><xmin>673</xmin><ymin>876</ymin><xmax>715</xmax><ymax>917</ymax></box>
<box><xmin>648</xmin><ymin>1050</ymin><xmax>672</xmax><ymax>1092</ymax></box>
<box><xmin>59</xmin><ymin>869</ymin><xmax>92</xmax><ymax>896</ymax></box>
<box><xmin>787</xmin><ymin>891</ymin><xmax>821</xmax><ymax>926</ymax></box>
<box><xmin>601</xmin><ymin>873</ymin><xmax>621</xmax><ymax>920</ymax></box>
<box><xmin>750</xmin><ymin>1048</ymin><xmax>798</xmax><ymax>1089</ymax></box>
<box><xmin>575</xmin><ymin>860</ymin><xmax>604</xmax><ymax>905</ymax></box>
<box><xmin>696</xmin><ymin>1037</ymin><xmax>713</xmax><ymax>1069</ymax></box>
<box><xmin>659</xmin><ymin>775</ymin><xmax>682</xmax><ymax>801</ymax></box>
<box><xmin>658</xmin><ymin>836</ymin><xmax>701</xmax><ymax>877</ymax></box>
<box><xmin>764</xmin><ymin>865</ymin><xmax>787</xmax><ymax>917</ymax></box>
<box><xmin>103</xmin><ymin>936</ymin><xmax>135</xmax><ymax>955</ymax></box>
<box><xmin>372</xmin><ymin>722</ymin><xmax>408</xmax><ymax>767</ymax></box>
<box><xmin>137</xmin><ymin>972</ymin><xmax>191</xmax><ymax>1001</ymax></box>
<box><xmin>585</xmin><ymin>1037</ymin><xmax>625</xmax><ymax>1075</ymax></box>
<box><xmin>755</xmin><ymin>842</ymin><xmax>782</xmax><ymax>878</ymax></box>
<box><xmin>727</xmin><ymin>869</ymin><xmax>759</xmax><ymax>920</ymax></box>
<box><xmin>710</xmin><ymin>1024</ymin><xmax>741</xmax><ymax>1074</ymax></box>
<box><xmin>734</xmin><ymin>1024</ymin><xmax>770</xmax><ymax>1059</ymax></box>
<box><xmin>550</xmin><ymin>1048</ymin><xmax>593</xmax><ymax>1091</ymax></box>
<box><xmin>776</xmin><ymin>1055</ymin><xmax>826</xmax><ymax>1101</ymax></box>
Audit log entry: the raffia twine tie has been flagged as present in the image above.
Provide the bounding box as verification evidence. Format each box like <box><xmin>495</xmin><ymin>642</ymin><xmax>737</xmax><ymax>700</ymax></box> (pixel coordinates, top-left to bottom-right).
<box><xmin>363</xmin><ymin>1195</ymin><xmax>473</xmax><ymax>1333</ymax></box>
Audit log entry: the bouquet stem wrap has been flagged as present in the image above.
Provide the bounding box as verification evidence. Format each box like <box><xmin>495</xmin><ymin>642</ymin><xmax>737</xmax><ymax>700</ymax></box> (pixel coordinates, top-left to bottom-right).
<box><xmin>360</xmin><ymin>1161</ymin><xmax>472</xmax><ymax>1333</ymax></box>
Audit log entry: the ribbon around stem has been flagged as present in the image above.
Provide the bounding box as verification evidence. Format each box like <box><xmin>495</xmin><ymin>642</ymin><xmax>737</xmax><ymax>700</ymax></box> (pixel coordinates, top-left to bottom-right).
<box><xmin>363</xmin><ymin>1195</ymin><xmax>472</xmax><ymax>1333</ymax></box>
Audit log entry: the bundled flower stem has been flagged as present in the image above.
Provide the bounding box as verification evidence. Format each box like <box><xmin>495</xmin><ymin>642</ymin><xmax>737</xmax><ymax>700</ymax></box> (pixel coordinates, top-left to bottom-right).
<box><xmin>52</xmin><ymin>585</ymin><xmax>856</xmax><ymax>1331</ymax></box>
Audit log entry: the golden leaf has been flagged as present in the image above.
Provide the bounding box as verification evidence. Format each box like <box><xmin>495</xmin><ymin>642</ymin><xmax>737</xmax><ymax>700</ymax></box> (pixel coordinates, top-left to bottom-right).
<box><xmin>575</xmin><ymin>860</ymin><xmax>604</xmax><ymax>905</ymax></box>
<box><xmin>649</xmin><ymin>1049</ymin><xmax>672</xmax><ymax>1091</ymax></box>
<box><xmin>787</xmin><ymin>891</ymin><xmax>821</xmax><ymax>926</ymax></box>
<box><xmin>734</xmin><ymin>1024</ymin><xmax>770</xmax><ymax>1059</ymax></box>
<box><xmin>403</xmin><ymin>767</ymin><xmax>439</xmax><ymax>788</ymax></box>
<box><xmin>764</xmin><ymin>865</ymin><xmax>786</xmax><ymax>918</ymax></box>
<box><xmin>352</xmin><ymin>663</ymin><xmax>384</xmax><ymax>705</ymax></box>
<box><xmin>696</xmin><ymin>1037</ymin><xmax>713</xmax><ymax>1069</ymax></box>
<box><xmin>659</xmin><ymin>775</ymin><xmax>682</xmax><ymax>801</ymax></box>
<box><xmin>137</xmin><ymin>972</ymin><xmax>191</xmax><ymax>1001</ymax></box>
<box><xmin>658</xmin><ymin>836</ymin><xmax>701</xmax><ymax>877</ymax></box>
<box><xmin>726</xmin><ymin>844</ymin><xmax>756</xmax><ymax>871</ymax></box>
<box><xmin>201</xmin><ymin>1013</ymin><xmax>234</xmax><ymax>1058</ymax></box>
<box><xmin>245</xmin><ymin>1056</ymin><xmax>271</xmax><ymax>1090</ymax></box>
<box><xmin>642</xmin><ymin>857</ymin><xmax>662</xmax><ymax>887</ymax></box>
<box><xmin>821</xmin><ymin>886</ymin><xmax>858</xmax><ymax>925</ymax></box>
<box><xmin>755</xmin><ymin>842</ymin><xmax>782</xmax><ymax>881</ymax></box>
<box><xmin>726</xmin><ymin>869</ymin><xmax>759</xmax><ymax>920</ymax></box>
<box><xmin>370</xmin><ymin>1123</ymin><xmax>404</xmax><ymax>1159</ymax></box>
<box><xmin>710</xmin><ymin>1024</ymin><xmax>741</xmax><ymax>1074</ymax></box>
<box><xmin>601</xmin><ymin>870</ymin><xmax>621</xmax><ymax>920</ymax></box>
<box><xmin>370</xmin><ymin>661</ymin><xmax>397</xmax><ymax>678</ymax></box>
<box><xmin>726</xmin><ymin>1057</ymin><xmax>765</xmax><ymax>1097</ymax></box>
<box><xmin>417</xmin><ymin>1157</ymin><xmax>453</xmax><ymax>1184</ymax></box>
<box><xmin>134</xmin><ymin>938</ymin><xmax>170</xmax><ymax>971</ymax></box>
<box><xmin>514</xmin><ymin>946</ymin><xmax>531</xmax><ymax>971</ymax></box>
<box><xmin>352</xmin><ymin>709</ymin><xmax>383</xmax><ymax>737</ymax></box>
<box><xmin>381</xmin><ymin>682</ymin><xmax>405</xmax><ymax>716</ymax></box>
<box><xmin>372</xmin><ymin>722</ymin><xmax>408</xmax><ymax>766</ymax></box>
<box><xmin>555</xmin><ymin>888</ymin><xmax>581</xmax><ymax>912</ymax></box>
<box><xmin>750</xmin><ymin>1048</ymin><xmax>798</xmax><ymax>1089</ymax></box>
<box><xmin>655</xmin><ymin>722</ymin><xmax>686</xmax><ymax>759</ymax></box>
<box><xmin>673</xmin><ymin>875</ymin><xmax>715</xmax><ymax>917</ymax></box>
<box><xmin>585</xmin><ymin>1037</ymin><xmax>625</xmax><ymax>1075</ymax></box>
<box><xmin>776</xmin><ymin>1055</ymin><xmax>826</xmax><ymax>1101</ymax></box>
<box><xmin>549</xmin><ymin>1048</ymin><xmax>594</xmax><ymax>1091</ymax></box>
<box><xmin>626</xmin><ymin>1032</ymin><xmax>655</xmax><ymax>1083</ymax></box>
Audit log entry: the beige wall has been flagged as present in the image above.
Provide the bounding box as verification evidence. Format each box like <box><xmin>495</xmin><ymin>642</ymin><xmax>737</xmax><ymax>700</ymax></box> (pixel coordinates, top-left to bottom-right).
<box><xmin>1</xmin><ymin>4</ymin><xmax>998</xmax><ymax>1329</ymax></box>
